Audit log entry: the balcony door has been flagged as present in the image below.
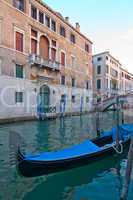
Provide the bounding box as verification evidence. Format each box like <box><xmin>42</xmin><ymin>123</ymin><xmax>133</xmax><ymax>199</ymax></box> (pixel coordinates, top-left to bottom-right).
<box><xmin>39</xmin><ymin>35</ymin><xmax>49</xmax><ymax>60</ymax></box>
<box><xmin>40</xmin><ymin>85</ymin><xmax>50</xmax><ymax>113</ymax></box>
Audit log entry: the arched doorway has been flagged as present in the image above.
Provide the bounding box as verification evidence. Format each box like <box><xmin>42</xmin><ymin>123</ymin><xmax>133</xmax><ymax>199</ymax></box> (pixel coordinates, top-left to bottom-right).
<box><xmin>39</xmin><ymin>85</ymin><xmax>50</xmax><ymax>113</ymax></box>
<box><xmin>39</xmin><ymin>35</ymin><xmax>49</xmax><ymax>60</ymax></box>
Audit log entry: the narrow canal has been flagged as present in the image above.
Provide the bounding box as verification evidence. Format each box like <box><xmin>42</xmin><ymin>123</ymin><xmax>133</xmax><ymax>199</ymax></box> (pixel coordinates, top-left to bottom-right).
<box><xmin>0</xmin><ymin>110</ymin><xmax>132</xmax><ymax>200</ymax></box>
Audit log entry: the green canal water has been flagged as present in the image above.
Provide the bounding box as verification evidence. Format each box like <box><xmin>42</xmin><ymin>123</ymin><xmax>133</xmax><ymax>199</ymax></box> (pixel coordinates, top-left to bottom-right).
<box><xmin>0</xmin><ymin>111</ymin><xmax>133</xmax><ymax>200</ymax></box>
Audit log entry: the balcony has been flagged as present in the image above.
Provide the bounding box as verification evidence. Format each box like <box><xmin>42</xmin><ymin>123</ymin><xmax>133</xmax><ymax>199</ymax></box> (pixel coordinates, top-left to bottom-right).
<box><xmin>29</xmin><ymin>54</ymin><xmax>60</xmax><ymax>71</ymax></box>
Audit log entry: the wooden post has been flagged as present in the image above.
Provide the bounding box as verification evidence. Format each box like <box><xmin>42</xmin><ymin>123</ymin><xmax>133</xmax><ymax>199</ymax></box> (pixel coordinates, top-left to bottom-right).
<box><xmin>120</xmin><ymin>100</ymin><xmax>124</xmax><ymax>124</ymax></box>
<box><xmin>116</xmin><ymin>96</ymin><xmax>120</xmax><ymax>147</ymax></box>
<box><xmin>96</xmin><ymin>109</ymin><xmax>100</xmax><ymax>137</ymax></box>
<box><xmin>120</xmin><ymin>137</ymin><xmax>133</xmax><ymax>200</ymax></box>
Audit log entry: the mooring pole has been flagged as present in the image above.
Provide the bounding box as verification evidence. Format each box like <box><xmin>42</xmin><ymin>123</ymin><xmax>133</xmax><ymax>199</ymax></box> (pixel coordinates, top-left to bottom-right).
<box><xmin>116</xmin><ymin>96</ymin><xmax>120</xmax><ymax>147</ymax></box>
<box><xmin>96</xmin><ymin>108</ymin><xmax>100</xmax><ymax>137</ymax></box>
<box><xmin>120</xmin><ymin>137</ymin><xmax>133</xmax><ymax>200</ymax></box>
<box><xmin>120</xmin><ymin>100</ymin><xmax>124</xmax><ymax>124</ymax></box>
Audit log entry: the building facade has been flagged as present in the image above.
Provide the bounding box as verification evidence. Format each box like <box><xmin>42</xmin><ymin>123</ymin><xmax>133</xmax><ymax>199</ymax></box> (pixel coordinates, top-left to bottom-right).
<box><xmin>93</xmin><ymin>52</ymin><xmax>133</xmax><ymax>102</ymax></box>
<box><xmin>0</xmin><ymin>0</ymin><xmax>93</xmax><ymax>120</ymax></box>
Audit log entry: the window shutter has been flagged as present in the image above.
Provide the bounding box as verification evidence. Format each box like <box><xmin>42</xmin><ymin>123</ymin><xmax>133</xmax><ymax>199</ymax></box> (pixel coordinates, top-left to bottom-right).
<box><xmin>16</xmin><ymin>65</ymin><xmax>23</xmax><ymax>78</ymax></box>
<box><xmin>51</xmin><ymin>48</ymin><xmax>56</xmax><ymax>62</ymax></box>
<box><xmin>61</xmin><ymin>52</ymin><xmax>65</xmax><ymax>66</ymax></box>
<box><xmin>31</xmin><ymin>39</ymin><xmax>37</xmax><ymax>54</ymax></box>
<box><xmin>16</xmin><ymin>32</ymin><xmax>23</xmax><ymax>52</ymax></box>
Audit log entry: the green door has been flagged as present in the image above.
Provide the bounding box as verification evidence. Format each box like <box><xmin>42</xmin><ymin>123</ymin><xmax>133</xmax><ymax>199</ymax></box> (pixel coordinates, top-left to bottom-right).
<box><xmin>40</xmin><ymin>85</ymin><xmax>50</xmax><ymax>113</ymax></box>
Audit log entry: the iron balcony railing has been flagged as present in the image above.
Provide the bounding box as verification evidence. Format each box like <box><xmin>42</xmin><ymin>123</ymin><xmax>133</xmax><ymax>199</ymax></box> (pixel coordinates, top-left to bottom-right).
<box><xmin>29</xmin><ymin>54</ymin><xmax>60</xmax><ymax>71</ymax></box>
<box><xmin>37</xmin><ymin>106</ymin><xmax>56</xmax><ymax>114</ymax></box>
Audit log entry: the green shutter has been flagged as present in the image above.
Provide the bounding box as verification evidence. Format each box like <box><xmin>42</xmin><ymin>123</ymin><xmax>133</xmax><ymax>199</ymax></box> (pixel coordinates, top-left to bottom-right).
<box><xmin>16</xmin><ymin>65</ymin><xmax>23</xmax><ymax>78</ymax></box>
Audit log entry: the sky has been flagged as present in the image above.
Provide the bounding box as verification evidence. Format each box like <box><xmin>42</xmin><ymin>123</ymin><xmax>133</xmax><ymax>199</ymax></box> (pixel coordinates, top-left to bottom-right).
<box><xmin>44</xmin><ymin>0</ymin><xmax>133</xmax><ymax>73</ymax></box>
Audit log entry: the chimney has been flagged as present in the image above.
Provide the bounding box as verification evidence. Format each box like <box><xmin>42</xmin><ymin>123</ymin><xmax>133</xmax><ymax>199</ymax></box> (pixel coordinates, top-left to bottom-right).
<box><xmin>76</xmin><ymin>23</ymin><xmax>80</xmax><ymax>32</ymax></box>
<box><xmin>65</xmin><ymin>17</ymin><xmax>69</xmax><ymax>22</ymax></box>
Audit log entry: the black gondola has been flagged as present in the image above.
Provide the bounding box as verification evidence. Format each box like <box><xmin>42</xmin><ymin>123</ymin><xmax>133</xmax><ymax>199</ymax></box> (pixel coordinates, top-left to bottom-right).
<box><xmin>17</xmin><ymin>124</ymin><xmax>133</xmax><ymax>177</ymax></box>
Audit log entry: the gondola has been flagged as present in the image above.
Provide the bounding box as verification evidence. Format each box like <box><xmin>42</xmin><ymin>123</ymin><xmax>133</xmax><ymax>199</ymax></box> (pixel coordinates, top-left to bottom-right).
<box><xmin>17</xmin><ymin>124</ymin><xmax>133</xmax><ymax>177</ymax></box>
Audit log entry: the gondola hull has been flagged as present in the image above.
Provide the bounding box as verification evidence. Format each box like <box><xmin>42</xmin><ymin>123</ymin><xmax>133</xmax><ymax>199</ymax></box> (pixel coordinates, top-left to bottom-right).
<box><xmin>17</xmin><ymin>136</ymin><xmax>130</xmax><ymax>178</ymax></box>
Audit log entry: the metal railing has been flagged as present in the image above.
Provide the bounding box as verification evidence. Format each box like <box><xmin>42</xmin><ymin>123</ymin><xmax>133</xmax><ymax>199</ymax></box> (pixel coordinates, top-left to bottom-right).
<box><xmin>38</xmin><ymin>106</ymin><xmax>56</xmax><ymax>114</ymax></box>
<box><xmin>29</xmin><ymin>54</ymin><xmax>60</xmax><ymax>71</ymax></box>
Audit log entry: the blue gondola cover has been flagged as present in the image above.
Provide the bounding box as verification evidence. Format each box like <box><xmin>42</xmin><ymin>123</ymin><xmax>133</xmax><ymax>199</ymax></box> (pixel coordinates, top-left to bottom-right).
<box><xmin>26</xmin><ymin>140</ymin><xmax>100</xmax><ymax>161</ymax></box>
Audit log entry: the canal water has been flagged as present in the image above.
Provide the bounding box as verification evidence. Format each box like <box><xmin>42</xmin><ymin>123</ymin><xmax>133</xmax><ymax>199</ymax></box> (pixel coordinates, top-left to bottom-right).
<box><xmin>0</xmin><ymin>110</ymin><xmax>132</xmax><ymax>200</ymax></box>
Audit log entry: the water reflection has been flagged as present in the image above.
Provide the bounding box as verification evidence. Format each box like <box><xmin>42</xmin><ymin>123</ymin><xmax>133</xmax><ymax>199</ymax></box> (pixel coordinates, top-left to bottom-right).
<box><xmin>23</xmin><ymin>152</ymin><xmax>127</xmax><ymax>200</ymax></box>
<box><xmin>0</xmin><ymin>110</ymin><xmax>132</xmax><ymax>200</ymax></box>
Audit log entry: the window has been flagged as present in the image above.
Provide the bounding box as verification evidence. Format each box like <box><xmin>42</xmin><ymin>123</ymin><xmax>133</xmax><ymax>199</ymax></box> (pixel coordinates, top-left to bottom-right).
<box><xmin>106</xmin><ymin>79</ymin><xmax>108</xmax><ymax>89</ymax></box>
<box><xmin>106</xmin><ymin>65</ymin><xmax>109</xmax><ymax>74</ymax></box>
<box><xmin>51</xmin><ymin>48</ymin><xmax>56</xmax><ymax>62</ymax></box>
<box><xmin>86</xmin><ymin>81</ymin><xmax>89</xmax><ymax>90</ymax></box>
<box><xmin>111</xmin><ymin>68</ymin><xmax>118</xmax><ymax>77</ymax></box>
<box><xmin>31</xmin><ymin>29</ymin><xmax>37</xmax><ymax>54</ymax></box>
<box><xmin>31</xmin><ymin>29</ymin><xmax>37</xmax><ymax>38</ymax></box>
<box><xmin>16</xmin><ymin>64</ymin><xmax>23</xmax><ymax>78</ymax></box>
<box><xmin>16</xmin><ymin>31</ymin><xmax>23</xmax><ymax>52</ymax></box>
<box><xmin>70</xmin><ymin>34</ymin><xmax>76</xmax><ymax>44</ymax></box>
<box><xmin>31</xmin><ymin>39</ymin><xmax>37</xmax><ymax>54</ymax></box>
<box><xmin>51</xmin><ymin>20</ymin><xmax>56</xmax><ymax>32</ymax></box>
<box><xmin>106</xmin><ymin>56</ymin><xmax>108</xmax><ymax>60</ymax></box>
<box><xmin>111</xmin><ymin>79</ymin><xmax>118</xmax><ymax>90</ymax></box>
<box><xmin>31</xmin><ymin>5</ymin><xmax>37</xmax><ymax>20</ymax></box>
<box><xmin>97</xmin><ymin>97</ymin><xmax>101</xmax><ymax>103</ymax></box>
<box><xmin>13</xmin><ymin>0</ymin><xmax>25</xmax><ymax>12</ymax></box>
<box><xmin>97</xmin><ymin>57</ymin><xmax>102</xmax><ymax>61</ymax></box>
<box><xmin>61</xmin><ymin>52</ymin><xmax>66</xmax><ymax>66</ymax></box>
<box><xmin>71</xmin><ymin>56</ymin><xmax>75</xmax><ymax>67</ymax></box>
<box><xmin>72</xmin><ymin>78</ymin><xmax>75</xmax><ymax>87</ymax></box>
<box><xmin>61</xmin><ymin>76</ymin><xmax>65</xmax><ymax>85</ymax></box>
<box><xmin>45</xmin><ymin>15</ymin><xmax>50</xmax><ymax>28</ymax></box>
<box><xmin>60</xmin><ymin>26</ymin><xmax>66</xmax><ymax>37</ymax></box>
<box><xmin>97</xmin><ymin>65</ymin><xmax>101</xmax><ymax>74</ymax></box>
<box><xmin>85</xmin><ymin>44</ymin><xmax>89</xmax><ymax>53</ymax></box>
<box><xmin>52</xmin><ymin>40</ymin><xmax>56</xmax><ymax>47</ymax></box>
<box><xmin>122</xmin><ymin>72</ymin><xmax>124</xmax><ymax>77</ymax></box>
<box><xmin>39</xmin><ymin>11</ymin><xmax>44</xmax><ymax>24</ymax></box>
<box><xmin>86</xmin><ymin>97</ymin><xmax>89</xmax><ymax>103</ymax></box>
<box><xmin>15</xmin><ymin>92</ymin><xmax>23</xmax><ymax>103</ymax></box>
<box><xmin>72</xmin><ymin>95</ymin><xmax>76</xmax><ymax>103</ymax></box>
<box><xmin>97</xmin><ymin>79</ymin><xmax>101</xmax><ymax>89</ymax></box>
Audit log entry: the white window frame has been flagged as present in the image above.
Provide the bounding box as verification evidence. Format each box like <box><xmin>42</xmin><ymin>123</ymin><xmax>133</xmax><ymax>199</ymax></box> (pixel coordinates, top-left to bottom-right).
<box><xmin>30</xmin><ymin>28</ymin><xmax>39</xmax><ymax>54</ymax></box>
<box><xmin>60</xmin><ymin>50</ymin><xmax>66</xmax><ymax>67</ymax></box>
<box><xmin>14</xmin><ymin>64</ymin><xmax>25</xmax><ymax>79</ymax></box>
<box><xmin>71</xmin><ymin>55</ymin><xmax>76</xmax><ymax>68</ymax></box>
<box><xmin>51</xmin><ymin>18</ymin><xmax>57</xmax><ymax>33</ymax></box>
<box><xmin>15</xmin><ymin>91</ymin><xmax>24</xmax><ymax>105</ymax></box>
<box><xmin>14</xmin><ymin>26</ymin><xmax>25</xmax><ymax>53</ymax></box>
<box><xmin>45</xmin><ymin>14</ymin><xmax>51</xmax><ymax>28</ymax></box>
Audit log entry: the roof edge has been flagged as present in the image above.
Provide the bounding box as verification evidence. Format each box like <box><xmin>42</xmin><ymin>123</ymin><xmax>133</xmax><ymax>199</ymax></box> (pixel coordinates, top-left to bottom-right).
<box><xmin>35</xmin><ymin>0</ymin><xmax>93</xmax><ymax>44</ymax></box>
